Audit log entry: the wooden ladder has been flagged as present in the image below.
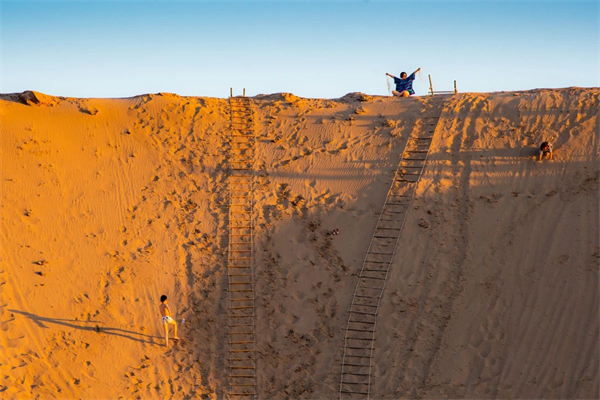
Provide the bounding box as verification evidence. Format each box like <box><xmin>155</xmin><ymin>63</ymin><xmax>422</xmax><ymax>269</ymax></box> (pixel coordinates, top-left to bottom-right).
<box><xmin>227</xmin><ymin>96</ymin><xmax>257</xmax><ymax>399</ymax></box>
<box><xmin>339</xmin><ymin>98</ymin><xmax>446</xmax><ymax>399</ymax></box>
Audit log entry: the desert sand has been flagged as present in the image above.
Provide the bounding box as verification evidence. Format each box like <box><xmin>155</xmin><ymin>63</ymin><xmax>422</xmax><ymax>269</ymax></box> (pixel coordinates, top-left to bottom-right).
<box><xmin>1</xmin><ymin>87</ymin><xmax>598</xmax><ymax>399</ymax></box>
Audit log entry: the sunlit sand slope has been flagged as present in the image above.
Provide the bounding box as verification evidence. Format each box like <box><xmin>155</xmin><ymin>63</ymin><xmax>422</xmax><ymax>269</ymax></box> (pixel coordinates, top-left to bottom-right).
<box><xmin>0</xmin><ymin>88</ymin><xmax>597</xmax><ymax>399</ymax></box>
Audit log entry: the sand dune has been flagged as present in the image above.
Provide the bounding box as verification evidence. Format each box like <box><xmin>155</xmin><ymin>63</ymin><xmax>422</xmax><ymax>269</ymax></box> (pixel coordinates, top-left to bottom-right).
<box><xmin>1</xmin><ymin>87</ymin><xmax>598</xmax><ymax>399</ymax></box>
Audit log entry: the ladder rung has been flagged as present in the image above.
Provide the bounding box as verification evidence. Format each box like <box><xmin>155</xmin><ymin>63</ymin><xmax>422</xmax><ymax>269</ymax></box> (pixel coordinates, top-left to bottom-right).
<box><xmin>229</xmin><ymin>289</ymin><xmax>253</xmax><ymax>292</ymax></box>
<box><xmin>345</xmin><ymin>346</ymin><xmax>373</xmax><ymax>351</ymax></box>
<box><xmin>346</xmin><ymin>328</ymin><xmax>375</xmax><ymax>333</ymax></box>
<box><xmin>363</xmin><ymin>269</ymin><xmax>387</xmax><ymax>273</ymax></box>
<box><xmin>230</xmin><ymin>341</ymin><xmax>254</xmax><ymax>344</ymax></box>
<box><xmin>346</xmin><ymin>336</ymin><xmax>375</xmax><ymax>342</ymax></box>
<box><xmin>343</xmin><ymin>353</ymin><xmax>372</xmax><ymax>357</ymax></box>
<box><xmin>229</xmin><ymin>282</ymin><xmax>253</xmax><ymax>285</ymax></box>
<box><xmin>354</xmin><ymin>294</ymin><xmax>379</xmax><ymax>299</ymax></box>
<box><xmin>342</xmin><ymin>372</ymin><xmax>370</xmax><ymax>377</ymax></box>
<box><xmin>340</xmin><ymin>390</ymin><xmax>369</xmax><ymax>395</ymax></box>
<box><xmin>340</xmin><ymin>381</ymin><xmax>368</xmax><ymax>386</ymax></box>
<box><xmin>352</xmin><ymin>301</ymin><xmax>379</xmax><ymax>307</ymax></box>
<box><xmin>343</xmin><ymin>363</ymin><xmax>372</xmax><ymax>367</ymax></box>
<box><xmin>349</xmin><ymin>310</ymin><xmax>378</xmax><ymax>316</ymax></box>
<box><xmin>359</xmin><ymin>276</ymin><xmax>386</xmax><ymax>281</ymax></box>
<box><xmin>367</xmin><ymin>252</ymin><xmax>394</xmax><ymax>255</ymax></box>
<box><xmin>229</xmin><ymin>306</ymin><xmax>254</xmax><ymax>310</ymax></box>
<box><xmin>230</xmin><ymin>331</ymin><xmax>254</xmax><ymax>335</ymax></box>
<box><xmin>229</xmin><ymin>274</ymin><xmax>253</xmax><ymax>277</ymax></box>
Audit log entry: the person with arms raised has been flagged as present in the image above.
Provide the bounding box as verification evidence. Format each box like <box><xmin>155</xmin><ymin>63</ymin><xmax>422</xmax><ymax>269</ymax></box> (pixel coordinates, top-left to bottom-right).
<box><xmin>386</xmin><ymin>68</ymin><xmax>421</xmax><ymax>97</ymax></box>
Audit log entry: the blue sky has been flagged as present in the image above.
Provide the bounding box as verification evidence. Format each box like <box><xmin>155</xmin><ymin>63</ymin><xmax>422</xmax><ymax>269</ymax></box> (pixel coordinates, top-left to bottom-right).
<box><xmin>1</xmin><ymin>1</ymin><xmax>598</xmax><ymax>98</ymax></box>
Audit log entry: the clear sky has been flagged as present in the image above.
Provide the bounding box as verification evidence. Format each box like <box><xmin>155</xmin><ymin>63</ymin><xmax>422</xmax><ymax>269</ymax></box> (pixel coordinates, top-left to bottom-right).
<box><xmin>1</xmin><ymin>1</ymin><xmax>598</xmax><ymax>98</ymax></box>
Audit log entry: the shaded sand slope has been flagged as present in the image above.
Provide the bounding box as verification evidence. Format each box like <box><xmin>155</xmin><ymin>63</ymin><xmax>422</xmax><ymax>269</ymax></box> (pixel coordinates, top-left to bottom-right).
<box><xmin>0</xmin><ymin>88</ymin><xmax>598</xmax><ymax>399</ymax></box>
<box><xmin>373</xmin><ymin>89</ymin><xmax>599</xmax><ymax>399</ymax></box>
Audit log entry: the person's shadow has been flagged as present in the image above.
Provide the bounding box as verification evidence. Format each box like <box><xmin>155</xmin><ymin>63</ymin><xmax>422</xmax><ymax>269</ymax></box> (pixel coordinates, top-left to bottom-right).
<box><xmin>9</xmin><ymin>309</ymin><xmax>160</xmax><ymax>345</ymax></box>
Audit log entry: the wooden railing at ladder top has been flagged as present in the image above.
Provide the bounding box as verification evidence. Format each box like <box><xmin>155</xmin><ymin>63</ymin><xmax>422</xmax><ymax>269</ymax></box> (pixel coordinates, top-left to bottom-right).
<box><xmin>428</xmin><ymin>75</ymin><xmax>457</xmax><ymax>95</ymax></box>
<box><xmin>227</xmin><ymin>93</ymin><xmax>257</xmax><ymax>399</ymax></box>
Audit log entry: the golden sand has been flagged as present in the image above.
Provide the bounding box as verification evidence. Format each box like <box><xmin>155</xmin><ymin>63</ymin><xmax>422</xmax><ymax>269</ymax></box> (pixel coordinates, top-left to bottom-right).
<box><xmin>1</xmin><ymin>88</ymin><xmax>598</xmax><ymax>398</ymax></box>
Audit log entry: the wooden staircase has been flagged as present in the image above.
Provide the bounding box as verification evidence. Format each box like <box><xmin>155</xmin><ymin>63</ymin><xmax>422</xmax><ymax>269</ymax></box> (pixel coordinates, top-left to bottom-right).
<box><xmin>227</xmin><ymin>96</ymin><xmax>257</xmax><ymax>398</ymax></box>
<box><xmin>339</xmin><ymin>98</ymin><xmax>446</xmax><ymax>399</ymax></box>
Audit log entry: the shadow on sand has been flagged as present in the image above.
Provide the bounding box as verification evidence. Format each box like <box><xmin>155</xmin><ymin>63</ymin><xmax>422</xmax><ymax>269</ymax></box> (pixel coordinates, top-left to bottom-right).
<box><xmin>9</xmin><ymin>309</ymin><xmax>160</xmax><ymax>345</ymax></box>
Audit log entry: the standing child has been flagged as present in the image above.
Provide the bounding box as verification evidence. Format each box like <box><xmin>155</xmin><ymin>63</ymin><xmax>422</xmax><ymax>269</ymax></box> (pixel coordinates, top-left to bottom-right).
<box><xmin>159</xmin><ymin>294</ymin><xmax>179</xmax><ymax>346</ymax></box>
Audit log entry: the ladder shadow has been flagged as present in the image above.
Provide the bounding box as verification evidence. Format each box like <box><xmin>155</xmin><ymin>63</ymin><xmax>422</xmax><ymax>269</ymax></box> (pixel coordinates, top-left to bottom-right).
<box><xmin>9</xmin><ymin>309</ymin><xmax>161</xmax><ymax>345</ymax></box>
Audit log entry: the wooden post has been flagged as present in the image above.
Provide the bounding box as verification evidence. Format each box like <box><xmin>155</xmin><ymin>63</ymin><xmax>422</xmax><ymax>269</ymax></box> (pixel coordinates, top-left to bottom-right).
<box><xmin>428</xmin><ymin>75</ymin><xmax>433</xmax><ymax>95</ymax></box>
<box><xmin>230</xmin><ymin>87</ymin><xmax>233</xmax><ymax>97</ymax></box>
<box><xmin>243</xmin><ymin>88</ymin><xmax>246</xmax><ymax>97</ymax></box>
<box><xmin>454</xmin><ymin>80</ymin><xmax>457</xmax><ymax>94</ymax></box>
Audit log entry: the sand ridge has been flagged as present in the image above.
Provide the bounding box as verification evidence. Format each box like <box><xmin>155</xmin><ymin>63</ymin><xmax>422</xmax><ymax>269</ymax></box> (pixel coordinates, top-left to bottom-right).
<box><xmin>0</xmin><ymin>87</ymin><xmax>598</xmax><ymax>399</ymax></box>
